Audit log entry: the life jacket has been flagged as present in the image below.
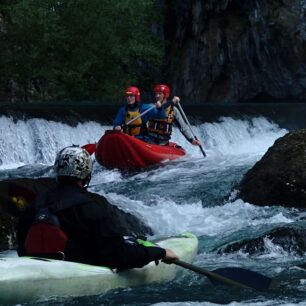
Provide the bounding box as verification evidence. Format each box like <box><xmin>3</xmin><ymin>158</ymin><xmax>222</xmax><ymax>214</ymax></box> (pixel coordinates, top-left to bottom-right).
<box><xmin>122</xmin><ymin>106</ymin><xmax>142</xmax><ymax>136</ymax></box>
<box><xmin>147</xmin><ymin>104</ymin><xmax>174</xmax><ymax>137</ymax></box>
<box><xmin>24</xmin><ymin>192</ymin><xmax>87</xmax><ymax>260</ymax></box>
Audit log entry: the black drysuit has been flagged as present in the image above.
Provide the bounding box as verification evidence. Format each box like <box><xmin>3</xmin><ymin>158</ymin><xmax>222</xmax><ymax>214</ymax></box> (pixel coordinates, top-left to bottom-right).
<box><xmin>17</xmin><ymin>182</ymin><xmax>165</xmax><ymax>270</ymax></box>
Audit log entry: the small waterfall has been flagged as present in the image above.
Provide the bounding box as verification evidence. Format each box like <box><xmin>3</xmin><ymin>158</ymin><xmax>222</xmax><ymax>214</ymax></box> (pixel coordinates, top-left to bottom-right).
<box><xmin>0</xmin><ymin>115</ymin><xmax>287</xmax><ymax>168</ymax></box>
<box><xmin>0</xmin><ymin>116</ymin><xmax>108</xmax><ymax>168</ymax></box>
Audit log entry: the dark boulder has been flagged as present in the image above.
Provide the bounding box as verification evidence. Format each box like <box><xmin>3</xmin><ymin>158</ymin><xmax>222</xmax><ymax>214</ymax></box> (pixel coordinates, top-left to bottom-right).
<box><xmin>218</xmin><ymin>227</ymin><xmax>306</xmax><ymax>256</ymax></box>
<box><xmin>0</xmin><ymin>212</ymin><xmax>16</xmax><ymax>251</ymax></box>
<box><xmin>237</xmin><ymin>129</ymin><xmax>306</xmax><ymax>207</ymax></box>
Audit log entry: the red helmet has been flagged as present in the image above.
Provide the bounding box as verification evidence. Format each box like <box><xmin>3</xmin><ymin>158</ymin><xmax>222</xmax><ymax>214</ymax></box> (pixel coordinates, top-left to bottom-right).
<box><xmin>153</xmin><ymin>84</ymin><xmax>170</xmax><ymax>98</ymax></box>
<box><xmin>125</xmin><ymin>86</ymin><xmax>141</xmax><ymax>102</ymax></box>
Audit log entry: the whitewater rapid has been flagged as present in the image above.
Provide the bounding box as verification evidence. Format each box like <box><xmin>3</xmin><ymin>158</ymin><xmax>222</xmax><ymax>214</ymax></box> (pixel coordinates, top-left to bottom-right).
<box><xmin>0</xmin><ymin>115</ymin><xmax>287</xmax><ymax>168</ymax></box>
<box><xmin>2</xmin><ymin>114</ymin><xmax>306</xmax><ymax>306</ymax></box>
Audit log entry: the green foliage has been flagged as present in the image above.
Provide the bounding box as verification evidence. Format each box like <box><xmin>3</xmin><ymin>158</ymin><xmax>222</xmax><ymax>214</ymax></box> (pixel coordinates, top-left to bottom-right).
<box><xmin>0</xmin><ymin>0</ymin><xmax>164</xmax><ymax>103</ymax></box>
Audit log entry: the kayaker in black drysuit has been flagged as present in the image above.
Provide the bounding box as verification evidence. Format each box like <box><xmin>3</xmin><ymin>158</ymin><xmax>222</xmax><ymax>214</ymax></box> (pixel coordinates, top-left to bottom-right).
<box><xmin>17</xmin><ymin>146</ymin><xmax>178</xmax><ymax>270</ymax></box>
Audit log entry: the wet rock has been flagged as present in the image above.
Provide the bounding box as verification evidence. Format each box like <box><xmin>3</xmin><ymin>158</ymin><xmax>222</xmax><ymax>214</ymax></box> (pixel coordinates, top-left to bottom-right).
<box><xmin>237</xmin><ymin>128</ymin><xmax>306</xmax><ymax>207</ymax></box>
<box><xmin>0</xmin><ymin>211</ymin><xmax>17</xmax><ymax>251</ymax></box>
<box><xmin>165</xmin><ymin>0</ymin><xmax>306</xmax><ymax>103</ymax></box>
<box><xmin>86</xmin><ymin>190</ymin><xmax>153</xmax><ymax>238</ymax></box>
<box><xmin>218</xmin><ymin>227</ymin><xmax>306</xmax><ymax>256</ymax></box>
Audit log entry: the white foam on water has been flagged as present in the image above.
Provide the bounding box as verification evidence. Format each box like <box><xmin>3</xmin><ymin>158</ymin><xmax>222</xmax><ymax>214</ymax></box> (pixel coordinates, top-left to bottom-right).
<box><xmin>201</xmin><ymin>116</ymin><xmax>288</xmax><ymax>157</ymax></box>
<box><xmin>101</xmin><ymin>191</ymin><xmax>294</xmax><ymax>238</ymax></box>
<box><xmin>0</xmin><ymin>115</ymin><xmax>287</xmax><ymax>169</ymax></box>
<box><xmin>0</xmin><ymin>116</ymin><xmax>108</xmax><ymax>169</ymax></box>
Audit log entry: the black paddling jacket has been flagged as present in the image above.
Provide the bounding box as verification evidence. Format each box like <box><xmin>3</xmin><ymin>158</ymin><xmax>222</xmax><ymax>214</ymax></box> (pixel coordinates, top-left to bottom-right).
<box><xmin>17</xmin><ymin>182</ymin><xmax>166</xmax><ymax>270</ymax></box>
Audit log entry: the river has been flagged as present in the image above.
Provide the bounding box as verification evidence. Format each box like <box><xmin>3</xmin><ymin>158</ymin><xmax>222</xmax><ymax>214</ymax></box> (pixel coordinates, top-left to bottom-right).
<box><xmin>0</xmin><ymin>104</ymin><xmax>306</xmax><ymax>306</ymax></box>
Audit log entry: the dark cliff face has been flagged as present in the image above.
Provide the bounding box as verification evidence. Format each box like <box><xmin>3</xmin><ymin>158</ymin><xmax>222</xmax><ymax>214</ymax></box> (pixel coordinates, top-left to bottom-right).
<box><xmin>165</xmin><ymin>0</ymin><xmax>306</xmax><ymax>103</ymax></box>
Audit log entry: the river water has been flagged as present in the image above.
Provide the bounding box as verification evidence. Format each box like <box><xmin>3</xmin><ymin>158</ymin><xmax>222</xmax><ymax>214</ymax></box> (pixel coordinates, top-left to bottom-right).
<box><xmin>0</xmin><ymin>111</ymin><xmax>306</xmax><ymax>306</ymax></box>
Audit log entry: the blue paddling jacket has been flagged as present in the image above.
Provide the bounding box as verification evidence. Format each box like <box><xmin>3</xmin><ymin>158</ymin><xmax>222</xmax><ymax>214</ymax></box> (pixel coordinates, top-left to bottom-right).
<box><xmin>113</xmin><ymin>102</ymin><xmax>165</xmax><ymax>136</ymax></box>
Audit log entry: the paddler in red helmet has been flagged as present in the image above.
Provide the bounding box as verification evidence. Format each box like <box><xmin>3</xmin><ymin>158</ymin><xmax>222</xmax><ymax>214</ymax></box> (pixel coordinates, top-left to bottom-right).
<box><xmin>113</xmin><ymin>86</ymin><xmax>164</xmax><ymax>137</ymax></box>
<box><xmin>146</xmin><ymin>84</ymin><xmax>202</xmax><ymax>146</ymax></box>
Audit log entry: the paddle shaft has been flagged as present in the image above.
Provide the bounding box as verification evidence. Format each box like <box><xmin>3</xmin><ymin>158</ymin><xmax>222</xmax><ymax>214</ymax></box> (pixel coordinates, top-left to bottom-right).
<box><xmin>174</xmin><ymin>260</ymin><xmax>250</xmax><ymax>289</ymax></box>
<box><xmin>126</xmin><ymin>105</ymin><xmax>156</xmax><ymax>125</ymax></box>
<box><xmin>176</xmin><ymin>102</ymin><xmax>206</xmax><ymax>157</ymax></box>
<box><xmin>126</xmin><ymin>100</ymin><xmax>173</xmax><ymax>126</ymax></box>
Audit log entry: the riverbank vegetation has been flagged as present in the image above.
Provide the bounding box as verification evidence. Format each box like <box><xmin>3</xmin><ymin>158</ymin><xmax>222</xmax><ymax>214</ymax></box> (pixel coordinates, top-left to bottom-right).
<box><xmin>0</xmin><ymin>0</ymin><xmax>163</xmax><ymax>103</ymax></box>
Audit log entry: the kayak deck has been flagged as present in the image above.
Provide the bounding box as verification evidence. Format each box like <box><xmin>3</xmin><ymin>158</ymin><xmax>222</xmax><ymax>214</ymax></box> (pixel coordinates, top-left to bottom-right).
<box><xmin>0</xmin><ymin>233</ymin><xmax>198</xmax><ymax>304</ymax></box>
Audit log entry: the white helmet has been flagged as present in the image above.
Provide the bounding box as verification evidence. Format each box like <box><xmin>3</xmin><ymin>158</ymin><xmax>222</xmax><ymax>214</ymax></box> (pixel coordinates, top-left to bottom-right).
<box><xmin>54</xmin><ymin>146</ymin><xmax>93</xmax><ymax>181</ymax></box>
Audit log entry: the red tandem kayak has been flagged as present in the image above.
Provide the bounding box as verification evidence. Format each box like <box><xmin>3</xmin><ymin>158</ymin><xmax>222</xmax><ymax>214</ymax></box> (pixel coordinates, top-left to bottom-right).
<box><xmin>95</xmin><ymin>130</ymin><xmax>186</xmax><ymax>170</ymax></box>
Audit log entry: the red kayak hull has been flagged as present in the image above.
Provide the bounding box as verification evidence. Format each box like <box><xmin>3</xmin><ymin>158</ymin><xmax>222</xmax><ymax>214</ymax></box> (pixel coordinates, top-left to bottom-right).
<box><xmin>96</xmin><ymin>130</ymin><xmax>186</xmax><ymax>170</ymax></box>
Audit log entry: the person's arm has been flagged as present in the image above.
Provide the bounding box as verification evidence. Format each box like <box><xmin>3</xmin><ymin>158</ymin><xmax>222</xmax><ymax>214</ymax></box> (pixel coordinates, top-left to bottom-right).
<box><xmin>114</xmin><ymin>241</ymin><xmax>179</xmax><ymax>270</ymax></box>
<box><xmin>173</xmin><ymin>106</ymin><xmax>195</xmax><ymax>143</ymax></box>
<box><xmin>141</xmin><ymin>103</ymin><xmax>165</xmax><ymax>120</ymax></box>
<box><xmin>172</xmin><ymin>97</ymin><xmax>201</xmax><ymax>146</ymax></box>
<box><xmin>162</xmin><ymin>248</ymin><xmax>179</xmax><ymax>263</ymax></box>
<box><xmin>80</xmin><ymin>200</ymin><xmax>179</xmax><ymax>270</ymax></box>
<box><xmin>113</xmin><ymin>107</ymin><xmax>125</xmax><ymax>130</ymax></box>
